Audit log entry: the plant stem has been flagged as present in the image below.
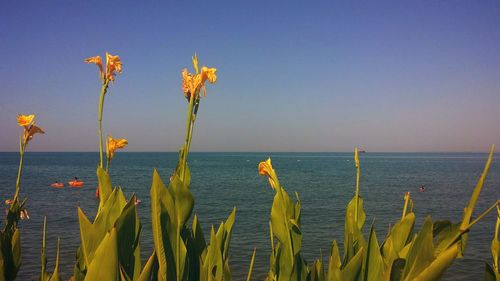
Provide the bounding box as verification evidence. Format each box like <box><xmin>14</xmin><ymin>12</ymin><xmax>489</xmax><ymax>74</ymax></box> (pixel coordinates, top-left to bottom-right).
<box><xmin>402</xmin><ymin>194</ymin><xmax>410</xmax><ymax>220</ymax></box>
<box><xmin>97</xmin><ymin>80</ymin><xmax>109</xmax><ymax>169</ymax></box>
<box><xmin>463</xmin><ymin>200</ymin><xmax>499</xmax><ymax>231</ymax></box>
<box><xmin>355</xmin><ymin>164</ymin><xmax>360</xmax><ymax>223</ymax></box>
<box><xmin>354</xmin><ymin>147</ymin><xmax>360</xmax><ymax>224</ymax></box>
<box><xmin>246</xmin><ymin>248</ymin><xmax>257</xmax><ymax>281</ymax></box>
<box><xmin>14</xmin><ymin>137</ymin><xmax>25</xmax><ymax>201</ymax></box>
<box><xmin>181</xmin><ymin>94</ymin><xmax>196</xmax><ymax>181</ymax></box>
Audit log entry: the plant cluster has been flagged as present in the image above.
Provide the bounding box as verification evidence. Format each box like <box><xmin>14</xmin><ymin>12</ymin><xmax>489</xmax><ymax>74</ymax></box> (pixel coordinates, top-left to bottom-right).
<box><xmin>1</xmin><ymin>53</ymin><xmax>498</xmax><ymax>281</ymax></box>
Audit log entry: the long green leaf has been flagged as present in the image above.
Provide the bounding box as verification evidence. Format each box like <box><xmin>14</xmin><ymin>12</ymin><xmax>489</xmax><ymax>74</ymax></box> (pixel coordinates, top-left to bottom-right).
<box><xmin>84</xmin><ymin>228</ymin><xmax>119</xmax><ymax>281</ymax></box>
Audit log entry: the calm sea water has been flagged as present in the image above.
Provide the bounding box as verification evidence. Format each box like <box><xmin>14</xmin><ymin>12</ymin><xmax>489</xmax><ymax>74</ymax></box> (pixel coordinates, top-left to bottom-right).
<box><xmin>0</xmin><ymin>152</ymin><xmax>498</xmax><ymax>280</ymax></box>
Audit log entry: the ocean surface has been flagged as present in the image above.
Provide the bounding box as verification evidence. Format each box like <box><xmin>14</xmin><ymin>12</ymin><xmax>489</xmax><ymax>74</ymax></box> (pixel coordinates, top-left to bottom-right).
<box><xmin>0</xmin><ymin>152</ymin><xmax>498</xmax><ymax>280</ymax></box>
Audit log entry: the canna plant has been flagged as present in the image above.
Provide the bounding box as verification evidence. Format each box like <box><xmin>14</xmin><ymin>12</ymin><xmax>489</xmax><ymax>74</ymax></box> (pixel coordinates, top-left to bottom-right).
<box><xmin>0</xmin><ymin>114</ymin><xmax>44</xmax><ymax>281</ymax></box>
<box><xmin>258</xmin><ymin>158</ymin><xmax>308</xmax><ymax>281</ymax></box>
<box><xmin>72</xmin><ymin>52</ymin><xmax>141</xmax><ymax>281</ymax></box>
<box><xmin>146</xmin><ymin>54</ymin><xmax>240</xmax><ymax>281</ymax></box>
<box><xmin>258</xmin><ymin>145</ymin><xmax>498</xmax><ymax>281</ymax></box>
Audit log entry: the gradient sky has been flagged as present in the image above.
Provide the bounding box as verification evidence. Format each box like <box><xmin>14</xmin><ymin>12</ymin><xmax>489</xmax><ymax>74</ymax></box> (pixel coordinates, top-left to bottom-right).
<box><xmin>1</xmin><ymin>1</ymin><xmax>499</xmax><ymax>152</ymax></box>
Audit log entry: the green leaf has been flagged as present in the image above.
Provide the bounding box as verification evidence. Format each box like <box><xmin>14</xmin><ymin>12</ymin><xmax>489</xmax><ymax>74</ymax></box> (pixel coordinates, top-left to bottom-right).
<box><xmin>150</xmin><ymin>168</ymin><xmax>174</xmax><ymax>281</ymax></box>
<box><xmin>388</xmin><ymin>258</ymin><xmax>405</xmax><ymax>281</ymax></box>
<box><xmin>97</xmin><ymin>167</ymin><xmax>113</xmax><ymax>212</ymax></box>
<box><xmin>168</xmin><ymin>170</ymin><xmax>194</xmax><ymax>228</ymax></box>
<box><xmin>344</xmin><ymin>196</ymin><xmax>366</xmax><ymax>264</ymax></box>
<box><xmin>84</xmin><ymin>228</ymin><xmax>119</xmax><ymax>281</ymax></box>
<box><xmin>484</xmin><ymin>263</ymin><xmax>498</xmax><ymax>281</ymax></box>
<box><xmin>402</xmin><ymin>216</ymin><xmax>434</xmax><ymax>281</ymax></box>
<box><xmin>362</xmin><ymin>226</ymin><xmax>384</xmax><ymax>281</ymax></box>
<box><xmin>411</xmin><ymin>244</ymin><xmax>459</xmax><ymax>281</ymax></box>
<box><xmin>78</xmin><ymin>187</ymin><xmax>126</xmax><ymax>266</ymax></box>
<box><xmin>137</xmin><ymin>252</ymin><xmax>158</xmax><ymax>281</ymax></box>
<box><xmin>11</xmin><ymin>228</ymin><xmax>21</xmax><ymax>274</ymax></box>
<box><xmin>433</xmin><ymin>221</ymin><xmax>461</xmax><ymax>258</ymax></box>
<box><xmin>346</xmin><ymin>196</ymin><xmax>366</xmax><ymax>231</ymax></box>
<box><xmin>382</xmin><ymin>212</ymin><xmax>415</xmax><ymax>264</ymax></box>
<box><xmin>459</xmin><ymin>145</ymin><xmax>494</xmax><ymax>254</ymax></box>
<box><xmin>48</xmin><ymin>238</ymin><xmax>60</xmax><ymax>281</ymax></box>
<box><xmin>339</xmin><ymin>247</ymin><xmax>364</xmax><ymax>281</ymax></box>
<box><xmin>115</xmin><ymin>195</ymin><xmax>142</xmax><ymax>279</ymax></box>
<box><xmin>0</xmin><ymin>237</ymin><xmax>5</xmax><ymax>281</ymax></box>
<box><xmin>223</xmin><ymin>207</ymin><xmax>236</xmax><ymax>260</ymax></box>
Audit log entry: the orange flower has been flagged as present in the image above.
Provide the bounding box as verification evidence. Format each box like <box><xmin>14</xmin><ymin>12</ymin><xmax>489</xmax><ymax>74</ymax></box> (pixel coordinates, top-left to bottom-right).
<box><xmin>105</xmin><ymin>52</ymin><xmax>122</xmax><ymax>81</ymax></box>
<box><xmin>201</xmin><ymin>66</ymin><xmax>217</xmax><ymax>84</ymax></box>
<box><xmin>258</xmin><ymin>158</ymin><xmax>274</xmax><ymax>177</ymax></box>
<box><xmin>85</xmin><ymin>56</ymin><xmax>104</xmax><ymax>78</ymax></box>
<box><xmin>181</xmin><ymin>68</ymin><xmax>202</xmax><ymax>99</ymax></box>
<box><xmin>258</xmin><ymin>158</ymin><xmax>278</xmax><ymax>189</ymax></box>
<box><xmin>85</xmin><ymin>53</ymin><xmax>122</xmax><ymax>82</ymax></box>
<box><xmin>181</xmin><ymin>67</ymin><xmax>217</xmax><ymax>99</ymax></box>
<box><xmin>5</xmin><ymin>199</ymin><xmax>13</xmax><ymax>205</ymax></box>
<box><xmin>200</xmin><ymin>66</ymin><xmax>217</xmax><ymax>97</ymax></box>
<box><xmin>106</xmin><ymin>136</ymin><xmax>128</xmax><ymax>161</ymax></box>
<box><xmin>17</xmin><ymin>114</ymin><xmax>35</xmax><ymax>128</ymax></box>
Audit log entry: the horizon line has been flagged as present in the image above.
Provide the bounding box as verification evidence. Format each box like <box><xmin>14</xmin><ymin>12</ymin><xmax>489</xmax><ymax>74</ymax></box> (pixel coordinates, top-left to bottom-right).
<box><xmin>0</xmin><ymin>150</ymin><xmax>496</xmax><ymax>154</ymax></box>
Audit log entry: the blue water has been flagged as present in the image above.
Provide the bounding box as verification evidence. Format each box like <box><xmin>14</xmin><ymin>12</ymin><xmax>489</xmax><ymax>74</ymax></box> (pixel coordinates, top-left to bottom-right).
<box><xmin>0</xmin><ymin>152</ymin><xmax>498</xmax><ymax>280</ymax></box>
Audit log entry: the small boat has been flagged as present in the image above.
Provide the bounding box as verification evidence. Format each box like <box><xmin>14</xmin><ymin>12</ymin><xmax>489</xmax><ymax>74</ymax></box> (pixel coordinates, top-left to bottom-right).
<box><xmin>51</xmin><ymin>182</ymin><xmax>64</xmax><ymax>188</ymax></box>
<box><xmin>68</xmin><ymin>181</ymin><xmax>84</xmax><ymax>187</ymax></box>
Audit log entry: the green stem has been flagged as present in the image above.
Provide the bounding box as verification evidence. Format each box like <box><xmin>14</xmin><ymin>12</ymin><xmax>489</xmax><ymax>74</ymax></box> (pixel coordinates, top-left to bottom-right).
<box><xmin>355</xmin><ymin>164</ymin><xmax>360</xmax><ymax>223</ymax></box>
<box><xmin>463</xmin><ymin>200</ymin><xmax>499</xmax><ymax>231</ymax></box>
<box><xmin>246</xmin><ymin>248</ymin><xmax>257</xmax><ymax>281</ymax></box>
<box><xmin>494</xmin><ymin>206</ymin><xmax>499</xmax><ymax>273</ymax></box>
<box><xmin>402</xmin><ymin>194</ymin><xmax>410</xmax><ymax>220</ymax></box>
<box><xmin>186</xmin><ymin>113</ymin><xmax>196</xmax><ymax>156</ymax></box>
<box><xmin>41</xmin><ymin>216</ymin><xmax>47</xmax><ymax>278</ymax></box>
<box><xmin>14</xmin><ymin>138</ymin><xmax>25</xmax><ymax>201</ymax></box>
<box><xmin>97</xmin><ymin>81</ymin><xmax>109</xmax><ymax>169</ymax></box>
<box><xmin>181</xmin><ymin>94</ymin><xmax>196</xmax><ymax>181</ymax></box>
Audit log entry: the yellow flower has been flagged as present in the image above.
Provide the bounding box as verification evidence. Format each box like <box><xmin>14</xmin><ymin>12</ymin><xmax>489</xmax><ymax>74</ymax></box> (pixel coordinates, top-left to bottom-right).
<box><xmin>85</xmin><ymin>56</ymin><xmax>104</xmax><ymax>78</ymax></box>
<box><xmin>106</xmin><ymin>136</ymin><xmax>128</xmax><ymax>161</ymax></box>
<box><xmin>258</xmin><ymin>158</ymin><xmax>278</xmax><ymax>189</ymax></box>
<box><xmin>17</xmin><ymin>114</ymin><xmax>35</xmax><ymax>128</ymax></box>
<box><xmin>105</xmin><ymin>52</ymin><xmax>122</xmax><ymax>82</ymax></box>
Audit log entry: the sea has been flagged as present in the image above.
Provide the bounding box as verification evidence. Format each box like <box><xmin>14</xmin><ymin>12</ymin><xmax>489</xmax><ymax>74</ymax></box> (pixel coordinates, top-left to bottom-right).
<box><xmin>0</xmin><ymin>152</ymin><xmax>498</xmax><ymax>280</ymax></box>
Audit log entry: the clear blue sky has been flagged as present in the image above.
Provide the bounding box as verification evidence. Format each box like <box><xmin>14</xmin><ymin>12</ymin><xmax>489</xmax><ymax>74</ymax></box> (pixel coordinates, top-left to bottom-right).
<box><xmin>1</xmin><ymin>1</ymin><xmax>499</xmax><ymax>152</ymax></box>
